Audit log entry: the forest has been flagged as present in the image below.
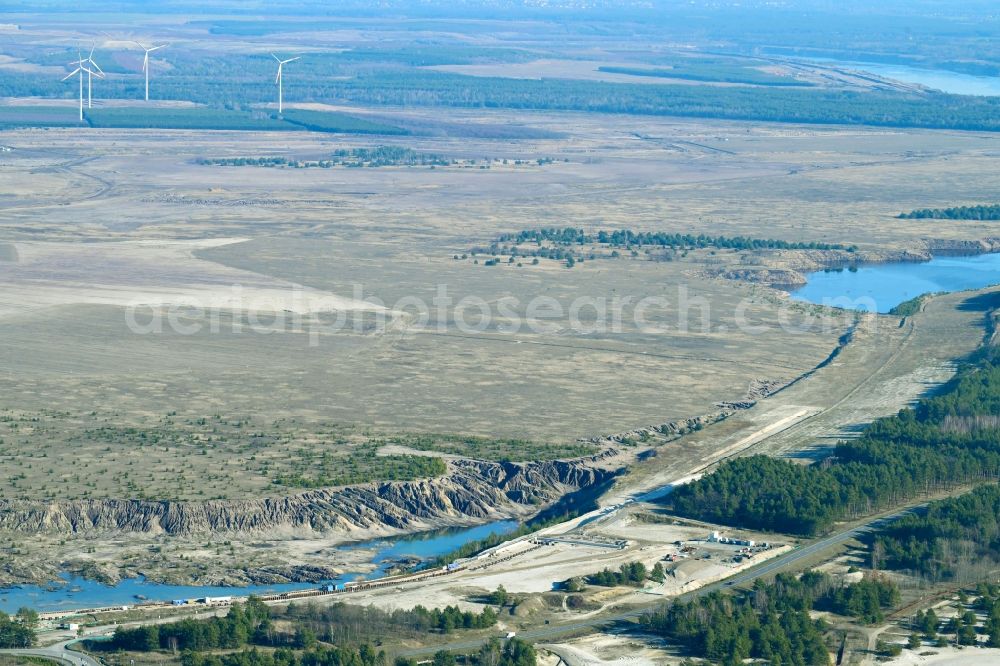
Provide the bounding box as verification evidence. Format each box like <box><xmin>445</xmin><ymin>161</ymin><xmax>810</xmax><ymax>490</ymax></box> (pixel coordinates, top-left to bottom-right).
<box><xmin>0</xmin><ymin>609</ymin><xmax>38</xmax><ymax>648</ymax></box>
<box><xmin>666</xmin><ymin>344</ymin><xmax>1000</xmax><ymax>536</ymax></box>
<box><xmin>875</xmin><ymin>483</ymin><xmax>1000</xmax><ymax>581</ymax></box>
<box><xmin>899</xmin><ymin>204</ymin><xmax>1000</xmax><ymax>220</ymax></box>
<box><xmin>0</xmin><ymin>103</ymin><xmax>403</xmax><ymax>134</ymax></box>
<box><xmin>640</xmin><ymin>571</ymin><xmax>898</xmax><ymax>665</ymax></box>
<box><xmin>6</xmin><ymin>53</ymin><xmax>1000</xmax><ymax>132</ymax></box>
<box><xmin>296</xmin><ymin>72</ymin><xmax>1000</xmax><ymax>132</ymax></box>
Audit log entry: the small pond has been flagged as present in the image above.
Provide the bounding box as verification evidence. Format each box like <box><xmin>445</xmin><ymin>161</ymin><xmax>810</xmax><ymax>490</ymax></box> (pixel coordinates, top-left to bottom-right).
<box><xmin>790</xmin><ymin>253</ymin><xmax>1000</xmax><ymax>314</ymax></box>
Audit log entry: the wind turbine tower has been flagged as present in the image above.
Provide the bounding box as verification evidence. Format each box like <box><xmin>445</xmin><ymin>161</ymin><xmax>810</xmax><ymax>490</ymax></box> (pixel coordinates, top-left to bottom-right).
<box><xmin>70</xmin><ymin>44</ymin><xmax>105</xmax><ymax>108</ymax></box>
<box><xmin>63</xmin><ymin>51</ymin><xmax>103</xmax><ymax>122</ymax></box>
<box><xmin>272</xmin><ymin>54</ymin><xmax>300</xmax><ymax>114</ymax></box>
<box><xmin>134</xmin><ymin>41</ymin><xmax>168</xmax><ymax>101</ymax></box>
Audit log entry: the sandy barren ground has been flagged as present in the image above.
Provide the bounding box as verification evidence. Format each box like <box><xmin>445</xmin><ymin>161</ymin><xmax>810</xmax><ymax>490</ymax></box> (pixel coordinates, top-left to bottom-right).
<box><xmin>1</xmin><ymin>115</ymin><xmax>887</xmax><ymax>443</ymax></box>
<box><xmin>540</xmin><ymin>636</ymin><xmax>664</xmax><ymax>666</ymax></box>
<box><xmin>0</xmin><ymin>108</ymin><xmax>995</xmax><ymax>496</ymax></box>
<box><xmin>890</xmin><ymin>647</ymin><xmax>1000</xmax><ymax>665</ymax></box>
<box><xmin>0</xmin><ymin>239</ymin><xmax>386</xmax><ymax>318</ymax></box>
<box><xmin>1</xmin><ymin>105</ymin><xmax>999</xmax><ymax>588</ymax></box>
<box><xmin>428</xmin><ymin>59</ymin><xmax>759</xmax><ymax>86</ymax></box>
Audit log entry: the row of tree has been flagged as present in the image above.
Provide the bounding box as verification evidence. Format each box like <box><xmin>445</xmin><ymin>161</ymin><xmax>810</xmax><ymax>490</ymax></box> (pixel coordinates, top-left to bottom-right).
<box><xmin>174</xmin><ymin>638</ymin><xmax>536</xmax><ymax>666</ymax></box>
<box><xmin>494</xmin><ymin>227</ymin><xmax>848</xmax><ymax>252</ymax></box>
<box><xmin>284</xmin><ymin>601</ymin><xmax>498</xmax><ymax>639</ymax></box>
<box><xmin>395</xmin><ymin>638</ymin><xmax>537</xmax><ymax>666</ymax></box>
<box><xmin>181</xmin><ymin>640</ymin><xmax>537</xmax><ymax>666</ymax></box>
<box><xmin>899</xmin><ymin>204</ymin><xmax>1000</xmax><ymax>220</ymax></box>
<box><xmin>108</xmin><ymin>596</ymin><xmax>499</xmax><ymax>655</ymax></box>
<box><xmin>181</xmin><ymin>645</ymin><xmax>388</xmax><ymax>666</ymax></box>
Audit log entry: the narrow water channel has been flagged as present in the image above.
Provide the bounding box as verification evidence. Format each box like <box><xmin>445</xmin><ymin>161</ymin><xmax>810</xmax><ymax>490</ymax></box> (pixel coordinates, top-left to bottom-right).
<box><xmin>0</xmin><ymin>520</ymin><xmax>518</xmax><ymax>614</ymax></box>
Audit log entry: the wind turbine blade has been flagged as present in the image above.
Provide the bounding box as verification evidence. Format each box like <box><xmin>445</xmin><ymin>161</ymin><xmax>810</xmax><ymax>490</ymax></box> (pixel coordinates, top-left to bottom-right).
<box><xmin>142</xmin><ymin>53</ymin><xmax>149</xmax><ymax>71</ymax></box>
<box><xmin>285</xmin><ymin>57</ymin><xmax>301</xmax><ymax>63</ymax></box>
<box><xmin>149</xmin><ymin>43</ymin><xmax>168</xmax><ymax>52</ymax></box>
<box><xmin>272</xmin><ymin>53</ymin><xmax>281</xmax><ymax>62</ymax></box>
<box><xmin>62</xmin><ymin>69</ymin><xmax>81</xmax><ymax>81</ymax></box>
<box><xmin>275</xmin><ymin>68</ymin><xmax>281</xmax><ymax>84</ymax></box>
<box><xmin>89</xmin><ymin>43</ymin><xmax>96</xmax><ymax>59</ymax></box>
<box><xmin>133</xmin><ymin>40</ymin><xmax>146</xmax><ymax>49</ymax></box>
<box><xmin>90</xmin><ymin>61</ymin><xmax>105</xmax><ymax>75</ymax></box>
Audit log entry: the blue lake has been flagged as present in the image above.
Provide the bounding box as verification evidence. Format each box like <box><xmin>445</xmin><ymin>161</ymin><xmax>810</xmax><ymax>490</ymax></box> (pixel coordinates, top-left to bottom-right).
<box><xmin>0</xmin><ymin>520</ymin><xmax>518</xmax><ymax>614</ymax></box>
<box><xmin>791</xmin><ymin>253</ymin><xmax>1000</xmax><ymax>314</ymax></box>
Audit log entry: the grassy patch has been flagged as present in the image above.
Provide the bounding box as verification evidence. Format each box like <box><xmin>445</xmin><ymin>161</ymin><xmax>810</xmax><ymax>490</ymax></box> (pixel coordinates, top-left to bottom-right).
<box><xmin>378</xmin><ymin>433</ymin><xmax>596</xmax><ymax>461</ymax></box>
<box><xmin>270</xmin><ymin>446</ymin><xmax>447</xmax><ymax>488</ymax></box>
<box><xmin>0</xmin><ymin>658</ymin><xmax>60</xmax><ymax>666</ymax></box>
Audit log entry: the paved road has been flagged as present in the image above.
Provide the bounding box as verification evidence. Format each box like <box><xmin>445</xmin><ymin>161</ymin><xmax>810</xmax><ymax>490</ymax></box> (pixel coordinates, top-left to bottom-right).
<box><xmin>397</xmin><ymin>505</ymin><xmax>922</xmax><ymax>658</ymax></box>
<box><xmin>0</xmin><ymin>638</ymin><xmax>102</xmax><ymax>666</ymax></box>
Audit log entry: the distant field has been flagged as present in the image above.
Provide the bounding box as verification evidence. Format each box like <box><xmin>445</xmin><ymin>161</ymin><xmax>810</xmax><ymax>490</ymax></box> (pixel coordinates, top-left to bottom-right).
<box><xmin>0</xmin><ymin>408</ymin><xmax>601</xmax><ymax>501</ymax></box>
<box><xmin>598</xmin><ymin>64</ymin><xmax>812</xmax><ymax>87</ymax></box>
<box><xmin>0</xmin><ymin>105</ymin><xmax>81</xmax><ymax>128</ymax></box>
<box><xmin>3</xmin><ymin>53</ymin><xmax>1000</xmax><ymax>132</ymax></box>
<box><xmin>0</xmin><ymin>106</ymin><xmax>408</xmax><ymax>134</ymax></box>
<box><xmin>5</xmin><ymin>111</ymin><xmax>997</xmax><ymax>499</ymax></box>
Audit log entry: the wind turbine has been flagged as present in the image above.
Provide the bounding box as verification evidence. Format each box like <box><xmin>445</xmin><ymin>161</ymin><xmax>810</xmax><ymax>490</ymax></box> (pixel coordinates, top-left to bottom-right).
<box><xmin>134</xmin><ymin>41</ymin><xmax>168</xmax><ymax>101</ymax></box>
<box><xmin>69</xmin><ymin>44</ymin><xmax>105</xmax><ymax>109</ymax></box>
<box><xmin>271</xmin><ymin>54</ymin><xmax>299</xmax><ymax>114</ymax></box>
<box><xmin>62</xmin><ymin>51</ymin><xmax>103</xmax><ymax>122</ymax></box>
